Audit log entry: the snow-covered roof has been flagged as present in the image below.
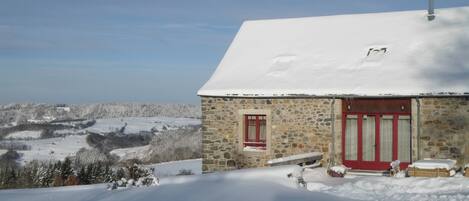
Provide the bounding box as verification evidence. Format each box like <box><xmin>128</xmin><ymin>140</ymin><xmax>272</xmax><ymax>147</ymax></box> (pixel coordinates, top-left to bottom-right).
<box><xmin>198</xmin><ymin>7</ymin><xmax>469</xmax><ymax>97</ymax></box>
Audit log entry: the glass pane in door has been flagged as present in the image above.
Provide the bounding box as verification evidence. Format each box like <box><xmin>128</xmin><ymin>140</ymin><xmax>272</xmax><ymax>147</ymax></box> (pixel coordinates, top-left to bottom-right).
<box><xmin>380</xmin><ymin>115</ymin><xmax>393</xmax><ymax>162</ymax></box>
<box><xmin>345</xmin><ymin>115</ymin><xmax>358</xmax><ymax>160</ymax></box>
<box><xmin>398</xmin><ymin>116</ymin><xmax>411</xmax><ymax>162</ymax></box>
<box><xmin>362</xmin><ymin>115</ymin><xmax>376</xmax><ymax>161</ymax></box>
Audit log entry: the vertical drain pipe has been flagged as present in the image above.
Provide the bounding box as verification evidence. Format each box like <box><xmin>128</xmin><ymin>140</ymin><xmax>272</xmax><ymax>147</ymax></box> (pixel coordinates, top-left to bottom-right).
<box><xmin>330</xmin><ymin>97</ymin><xmax>336</xmax><ymax>166</ymax></box>
<box><xmin>416</xmin><ymin>97</ymin><xmax>421</xmax><ymax>160</ymax></box>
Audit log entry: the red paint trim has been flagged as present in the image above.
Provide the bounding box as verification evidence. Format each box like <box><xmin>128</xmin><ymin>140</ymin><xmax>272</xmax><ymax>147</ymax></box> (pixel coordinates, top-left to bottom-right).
<box><xmin>255</xmin><ymin>116</ymin><xmax>260</xmax><ymax>142</ymax></box>
<box><xmin>392</xmin><ymin>114</ymin><xmax>398</xmax><ymax>161</ymax></box>
<box><xmin>357</xmin><ymin>115</ymin><xmax>363</xmax><ymax>162</ymax></box>
<box><xmin>244</xmin><ymin>115</ymin><xmax>248</xmax><ymax>143</ymax></box>
<box><xmin>375</xmin><ymin>115</ymin><xmax>381</xmax><ymax>162</ymax></box>
<box><xmin>341</xmin><ymin>113</ymin><xmax>346</xmax><ymax>163</ymax></box>
<box><xmin>345</xmin><ymin>112</ymin><xmax>411</xmax><ymax>115</ymax></box>
<box><xmin>343</xmin><ymin>161</ymin><xmax>411</xmax><ymax>170</ymax></box>
<box><xmin>243</xmin><ymin>115</ymin><xmax>266</xmax><ymax>148</ymax></box>
<box><xmin>244</xmin><ymin>142</ymin><xmax>266</xmax><ymax>147</ymax></box>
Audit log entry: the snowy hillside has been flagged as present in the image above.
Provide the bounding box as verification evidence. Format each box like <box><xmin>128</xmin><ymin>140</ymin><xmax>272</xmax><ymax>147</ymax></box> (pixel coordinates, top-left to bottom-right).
<box><xmin>0</xmin><ymin>116</ymin><xmax>201</xmax><ymax>165</ymax></box>
<box><xmin>85</xmin><ymin>117</ymin><xmax>200</xmax><ymax>135</ymax></box>
<box><xmin>0</xmin><ymin>103</ymin><xmax>200</xmax><ymax>126</ymax></box>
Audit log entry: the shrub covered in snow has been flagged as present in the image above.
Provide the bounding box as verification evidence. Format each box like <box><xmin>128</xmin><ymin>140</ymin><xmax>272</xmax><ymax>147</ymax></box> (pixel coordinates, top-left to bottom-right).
<box><xmin>327</xmin><ymin>165</ymin><xmax>348</xmax><ymax>177</ymax></box>
<box><xmin>107</xmin><ymin>163</ymin><xmax>159</xmax><ymax>190</ymax></box>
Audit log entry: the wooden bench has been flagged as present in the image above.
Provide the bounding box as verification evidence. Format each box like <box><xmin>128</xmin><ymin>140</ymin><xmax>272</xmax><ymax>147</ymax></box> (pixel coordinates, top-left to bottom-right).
<box><xmin>267</xmin><ymin>152</ymin><xmax>322</xmax><ymax>167</ymax></box>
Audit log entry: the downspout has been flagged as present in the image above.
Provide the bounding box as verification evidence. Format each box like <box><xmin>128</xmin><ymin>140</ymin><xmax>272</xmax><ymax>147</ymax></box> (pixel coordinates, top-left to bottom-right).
<box><xmin>330</xmin><ymin>97</ymin><xmax>336</xmax><ymax>167</ymax></box>
<box><xmin>416</xmin><ymin>97</ymin><xmax>421</xmax><ymax>161</ymax></box>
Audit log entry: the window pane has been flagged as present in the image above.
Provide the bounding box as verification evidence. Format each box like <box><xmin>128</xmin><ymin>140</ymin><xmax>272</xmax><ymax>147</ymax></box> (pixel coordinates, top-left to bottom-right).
<box><xmin>345</xmin><ymin>115</ymin><xmax>358</xmax><ymax>160</ymax></box>
<box><xmin>398</xmin><ymin>116</ymin><xmax>411</xmax><ymax>162</ymax></box>
<box><xmin>259</xmin><ymin>119</ymin><xmax>266</xmax><ymax>141</ymax></box>
<box><xmin>248</xmin><ymin>119</ymin><xmax>256</xmax><ymax>141</ymax></box>
<box><xmin>362</xmin><ymin>115</ymin><xmax>375</xmax><ymax>161</ymax></box>
<box><xmin>380</xmin><ymin>115</ymin><xmax>393</xmax><ymax>162</ymax></box>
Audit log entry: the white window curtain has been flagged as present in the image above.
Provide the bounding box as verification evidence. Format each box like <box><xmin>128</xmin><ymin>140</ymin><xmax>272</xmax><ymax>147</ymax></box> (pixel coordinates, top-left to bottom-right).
<box><xmin>380</xmin><ymin>115</ymin><xmax>393</xmax><ymax>162</ymax></box>
<box><xmin>345</xmin><ymin>115</ymin><xmax>358</xmax><ymax>160</ymax></box>
<box><xmin>398</xmin><ymin>116</ymin><xmax>411</xmax><ymax>162</ymax></box>
<box><xmin>362</xmin><ymin>115</ymin><xmax>376</xmax><ymax>161</ymax></box>
<box><xmin>260</xmin><ymin>120</ymin><xmax>266</xmax><ymax>141</ymax></box>
<box><xmin>248</xmin><ymin>119</ymin><xmax>256</xmax><ymax>141</ymax></box>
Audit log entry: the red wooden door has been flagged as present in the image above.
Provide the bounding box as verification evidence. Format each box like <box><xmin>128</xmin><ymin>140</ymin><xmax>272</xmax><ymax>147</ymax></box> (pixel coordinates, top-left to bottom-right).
<box><xmin>342</xmin><ymin>99</ymin><xmax>411</xmax><ymax>170</ymax></box>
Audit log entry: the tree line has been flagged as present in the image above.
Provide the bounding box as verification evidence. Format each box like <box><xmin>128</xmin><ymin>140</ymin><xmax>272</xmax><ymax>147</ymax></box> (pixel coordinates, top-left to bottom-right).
<box><xmin>0</xmin><ymin>150</ymin><xmax>153</xmax><ymax>189</ymax></box>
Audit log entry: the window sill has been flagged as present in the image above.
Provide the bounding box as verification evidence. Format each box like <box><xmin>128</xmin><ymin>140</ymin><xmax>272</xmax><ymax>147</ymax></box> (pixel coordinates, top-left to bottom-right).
<box><xmin>243</xmin><ymin>146</ymin><xmax>267</xmax><ymax>153</ymax></box>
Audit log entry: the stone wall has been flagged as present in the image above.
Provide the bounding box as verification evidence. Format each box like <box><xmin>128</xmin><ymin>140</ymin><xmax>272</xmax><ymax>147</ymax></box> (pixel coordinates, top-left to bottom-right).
<box><xmin>202</xmin><ymin>96</ymin><xmax>469</xmax><ymax>172</ymax></box>
<box><xmin>418</xmin><ymin>97</ymin><xmax>469</xmax><ymax>165</ymax></box>
<box><xmin>201</xmin><ymin>97</ymin><xmax>342</xmax><ymax>172</ymax></box>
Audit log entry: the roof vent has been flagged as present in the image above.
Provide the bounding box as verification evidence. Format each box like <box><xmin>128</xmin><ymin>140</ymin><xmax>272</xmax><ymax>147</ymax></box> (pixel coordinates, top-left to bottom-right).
<box><xmin>361</xmin><ymin>47</ymin><xmax>388</xmax><ymax>66</ymax></box>
<box><xmin>427</xmin><ymin>0</ymin><xmax>435</xmax><ymax>21</ymax></box>
<box><xmin>367</xmin><ymin>47</ymin><xmax>387</xmax><ymax>57</ymax></box>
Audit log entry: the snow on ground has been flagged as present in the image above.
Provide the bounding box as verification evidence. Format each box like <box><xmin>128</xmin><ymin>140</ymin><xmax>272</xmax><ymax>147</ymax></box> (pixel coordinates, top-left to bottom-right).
<box><xmin>110</xmin><ymin>145</ymin><xmax>150</xmax><ymax>161</ymax></box>
<box><xmin>14</xmin><ymin>135</ymin><xmax>90</xmax><ymax>164</ymax></box>
<box><xmin>146</xmin><ymin>159</ymin><xmax>202</xmax><ymax>177</ymax></box>
<box><xmin>5</xmin><ymin>130</ymin><xmax>42</xmax><ymax>140</ymax></box>
<box><xmin>85</xmin><ymin>117</ymin><xmax>200</xmax><ymax>134</ymax></box>
<box><xmin>2</xmin><ymin>165</ymin><xmax>469</xmax><ymax>201</ymax></box>
<box><xmin>410</xmin><ymin>159</ymin><xmax>457</xmax><ymax>170</ymax></box>
<box><xmin>0</xmin><ymin>165</ymin><xmax>344</xmax><ymax>201</ymax></box>
<box><xmin>303</xmin><ymin>167</ymin><xmax>469</xmax><ymax>201</ymax></box>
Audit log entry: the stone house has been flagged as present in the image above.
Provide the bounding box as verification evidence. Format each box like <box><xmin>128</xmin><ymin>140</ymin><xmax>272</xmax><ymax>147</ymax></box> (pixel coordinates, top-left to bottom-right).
<box><xmin>197</xmin><ymin>6</ymin><xmax>469</xmax><ymax>172</ymax></box>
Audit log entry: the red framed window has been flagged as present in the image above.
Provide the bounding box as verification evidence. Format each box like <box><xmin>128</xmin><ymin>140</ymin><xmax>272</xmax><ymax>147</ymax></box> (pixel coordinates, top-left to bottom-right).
<box><xmin>244</xmin><ymin>115</ymin><xmax>266</xmax><ymax>150</ymax></box>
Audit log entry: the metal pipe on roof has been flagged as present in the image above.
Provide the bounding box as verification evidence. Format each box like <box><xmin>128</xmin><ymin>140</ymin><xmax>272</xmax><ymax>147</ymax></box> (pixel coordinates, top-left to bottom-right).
<box><xmin>428</xmin><ymin>0</ymin><xmax>436</xmax><ymax>21</ymax></box>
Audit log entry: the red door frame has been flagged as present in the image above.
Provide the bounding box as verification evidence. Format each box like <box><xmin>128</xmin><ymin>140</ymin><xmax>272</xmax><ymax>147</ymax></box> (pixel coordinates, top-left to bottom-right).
<box><xmin>341</xmin><ymin>99</ymin><xmax>411</xmax><ymax>170</ymax></box>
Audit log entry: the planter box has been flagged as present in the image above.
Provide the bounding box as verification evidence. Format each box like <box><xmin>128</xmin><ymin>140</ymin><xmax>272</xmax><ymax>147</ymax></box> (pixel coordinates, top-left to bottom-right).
<box><xmin>407</xmin><ymin>167</ymin><xmax>452</xmax><ymax>177</ymax></box>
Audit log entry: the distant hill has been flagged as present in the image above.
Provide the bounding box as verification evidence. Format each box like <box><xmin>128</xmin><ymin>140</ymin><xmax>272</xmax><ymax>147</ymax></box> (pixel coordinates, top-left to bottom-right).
<box><xmin>0</xmin><ymin>103</ymin><xmax>201</xmax><ymax>126</ymax></box>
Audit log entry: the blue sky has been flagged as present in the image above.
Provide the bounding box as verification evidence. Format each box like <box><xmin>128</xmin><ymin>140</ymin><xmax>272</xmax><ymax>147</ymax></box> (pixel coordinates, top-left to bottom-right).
<box><xmin>1</xmin><ymin>0</ymin><xmax>469</xmax><ymax>104</ymax></box>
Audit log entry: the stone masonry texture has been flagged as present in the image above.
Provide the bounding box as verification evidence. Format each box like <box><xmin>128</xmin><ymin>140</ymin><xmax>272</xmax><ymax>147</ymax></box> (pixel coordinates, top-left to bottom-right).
<box><xmin>201</xmin><ymin>96</ymin><xmax>469</xmax><ymax>172</ymax></box>
<box><xmin>201</xmin><ymin>97</ymin><xmax>341</xmax><ymax>172</ymax></box>
<box><xmin>418</xmin><ymin>97</ymin><xmax>469</xmax><ymax>165</ymax></box>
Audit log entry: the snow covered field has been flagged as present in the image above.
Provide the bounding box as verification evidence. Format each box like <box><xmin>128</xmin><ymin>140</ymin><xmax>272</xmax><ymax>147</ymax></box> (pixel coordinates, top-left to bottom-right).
<box><xmin>5</xmin><ymin>131</ymin><xmax>42</xmax><ymax>140</ymax></box>
<box><xmin>16</xmin><ymin>135</ymin><xmax>90</xmax><ymax>164</ymax></box>
<box><xmin>85</xmin><ymin>117</ymin><xmax>200</xmax><ymax>135</ymax></box>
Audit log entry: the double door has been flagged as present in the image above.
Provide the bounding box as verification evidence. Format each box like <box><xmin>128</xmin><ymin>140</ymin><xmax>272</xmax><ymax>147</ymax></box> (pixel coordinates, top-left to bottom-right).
<box><xmin>342</xmin><ymin>99</ymin><xmax>412</xmax><ymax>170</ymax></box>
